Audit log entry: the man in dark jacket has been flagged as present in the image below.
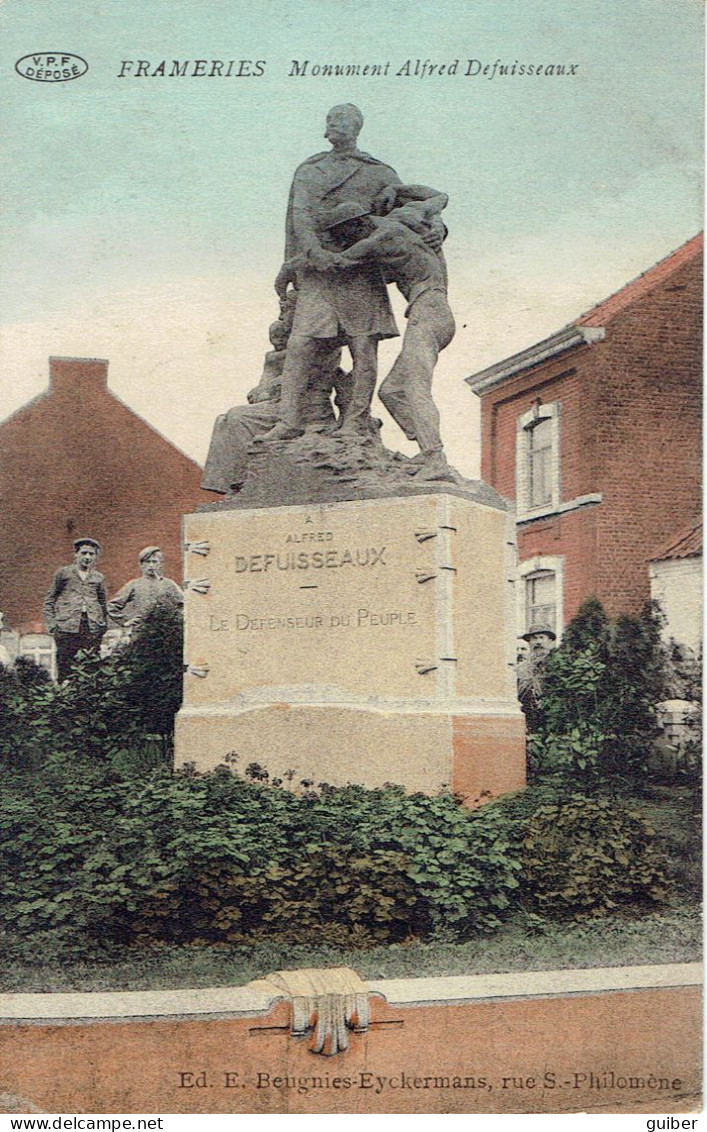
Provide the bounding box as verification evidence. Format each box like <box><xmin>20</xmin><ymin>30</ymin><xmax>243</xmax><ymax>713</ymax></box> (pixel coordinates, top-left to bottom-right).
<box><xmin>43</xmin><ymin>538</ymin><xmax>108</xmax><ymax>681</ymax></box>
<box><xmin>516</xmin><ymin>623</ymin><xmax>557</xmax><ymax>732</ymax></box>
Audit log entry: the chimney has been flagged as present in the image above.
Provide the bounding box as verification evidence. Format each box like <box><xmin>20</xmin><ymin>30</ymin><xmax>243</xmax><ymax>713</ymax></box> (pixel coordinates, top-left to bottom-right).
<box><xmin>49</xmin><ymin>356</ymin><xmax>109</xmax><ymax>393</ymax></box>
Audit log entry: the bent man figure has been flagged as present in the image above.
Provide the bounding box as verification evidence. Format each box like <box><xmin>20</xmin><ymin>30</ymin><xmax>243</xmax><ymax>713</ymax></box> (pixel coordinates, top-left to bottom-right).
<box><xmin>43</xmin><ymin>538</ymin><xmax>108</xmax><ymax>681</ymax></box>
<box><xmin>266</xmin><ymin>103</ymin><xmax>400</xmax><ymax>440</ymax></box>
<box><xmin>321</xmin><ymin>187</ymin><xmax>456</xmax><ymax>480</ymax></box>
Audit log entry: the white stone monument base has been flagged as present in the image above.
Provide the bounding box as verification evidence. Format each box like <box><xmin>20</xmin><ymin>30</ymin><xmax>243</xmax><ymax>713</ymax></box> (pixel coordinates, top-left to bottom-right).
<box><xmin>176</xmin><ymin>491</ymin><xmax>526</xmax><ymax>806</ymax></box>
<box><xmin>175</xmin><ymin>697</ymin><xmax>525</xmax><ymax>805</ymax></box>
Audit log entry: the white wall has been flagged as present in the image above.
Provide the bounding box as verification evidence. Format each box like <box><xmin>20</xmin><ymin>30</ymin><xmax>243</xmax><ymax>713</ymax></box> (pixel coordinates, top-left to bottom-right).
<box><xmin>650</xmin><ymin>556</ymin><xmax>703</xmax><ymax>654</ymax></box>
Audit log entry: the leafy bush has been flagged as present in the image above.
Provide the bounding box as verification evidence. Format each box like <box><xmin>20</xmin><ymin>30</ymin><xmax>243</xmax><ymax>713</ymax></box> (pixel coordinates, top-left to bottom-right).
<box><xmin>604</xmin><ymin>607</ymin><xmax>666</xmax><ymax>770</ymax></box>
<box><xmin>114</xmin><ymin>603</ymin><xmax>184</xmax><ymax>746</ymax></box>
<box><xmin>532</xmin><ymin>647</ymin><xmax>608</xmax><ymax>777</ymax></box>
<box><xmin>0</xmin><ymin>604</ymin><xmax>183</xmax><ymax>769</ymax></box>
<box><xmin>1</xmin><ymin>746</ymin><xmax>678</xmax><ymax>955</ymax></box>
<box><xmin>0</xmin><ymin>764</ymin><xmax>529</xmax><ymax>952</ymax></box>
<box><xmin>522</xmin><ymin>794</ymin><xmax>668</xmax><ymax>916</ymax></box>
<box><xmin>531</xmin><ymin>598</ymin><xmax>668</xmax><ymax>783</ymax></box>
<box><xmin>0</xmin><ymin>660</ymin><xmax>54</xmax><ymax>769</ymax></box>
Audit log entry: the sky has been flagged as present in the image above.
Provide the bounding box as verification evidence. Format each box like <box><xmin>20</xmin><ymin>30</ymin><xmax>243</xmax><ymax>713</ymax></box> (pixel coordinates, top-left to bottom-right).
<box><xmin>0</xmin><ymin>0</ymin><xmax>703</xmax><ymax>477</ymax></box>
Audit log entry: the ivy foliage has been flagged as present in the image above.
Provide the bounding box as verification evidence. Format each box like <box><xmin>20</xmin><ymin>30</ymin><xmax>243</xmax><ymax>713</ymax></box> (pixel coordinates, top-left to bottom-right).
<box><xmin>0</xmin><ymin>596</ymin><xmax>679</xmax><ymax>957</ymax></box>
<box><xmin>0</xmin><ymin>768</ymin><xmax>529</xmax><ymax>951</ymax></box>
<box><xmin>0</xmin><ymin>751</ymin><xmax>672</xmax><ymax>956</ymax></box>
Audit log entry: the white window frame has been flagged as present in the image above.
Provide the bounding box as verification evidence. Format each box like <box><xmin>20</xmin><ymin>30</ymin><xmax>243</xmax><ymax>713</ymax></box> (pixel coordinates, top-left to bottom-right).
<box><xmin>18</xmin><ymin>633</ymin><xmax>57</xmax><ymax>681</ymax></box>
<box><xmin>516</xmin><ymin>555</ymin><xmax>565</xmax><ymax>641</ymax></box>
<box><xmin>516</xmin><ymin>402</ymin><xmax>561</xmax><ymax>520</ymax></box>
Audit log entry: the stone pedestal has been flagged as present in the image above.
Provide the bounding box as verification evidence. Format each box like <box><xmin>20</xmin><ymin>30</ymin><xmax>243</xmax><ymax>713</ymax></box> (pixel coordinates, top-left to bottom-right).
<box><xmin>175</xmin><ymin>491</ymin><xmax>525</xmax><ymax>805</ymax></box>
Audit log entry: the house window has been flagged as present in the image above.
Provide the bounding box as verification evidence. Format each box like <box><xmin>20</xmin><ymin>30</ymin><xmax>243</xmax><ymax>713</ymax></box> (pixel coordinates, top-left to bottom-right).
<box><xmin>516</xmin><ymin>555</ymin><xmax>565</xmax><ymax>640</ymax></box>
<box><xmin>525</xmin><ymin>570</ymin><xmax>557</xmax><ymax>634</ymax></box>
<box><xmin>18</xmin><ymin>633</ymin><xmax>57</xmax><ymax>680</ymax></box>
<box><xmin>528</xmin><ymin>417</ymin><xmax>553</xmax><ymax>507</ymax></box>
<box><xmin>516</xmin><ymin>402</ymin><xmax>560</xmax><ymax>517</ymax></box>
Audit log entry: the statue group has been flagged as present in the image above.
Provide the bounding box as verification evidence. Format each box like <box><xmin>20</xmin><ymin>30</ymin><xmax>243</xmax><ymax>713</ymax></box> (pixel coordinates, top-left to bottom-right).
<box><xmin>203</xmin><ymin>103</ymin><xmax>459</xmax><ymax>497</ymax></box>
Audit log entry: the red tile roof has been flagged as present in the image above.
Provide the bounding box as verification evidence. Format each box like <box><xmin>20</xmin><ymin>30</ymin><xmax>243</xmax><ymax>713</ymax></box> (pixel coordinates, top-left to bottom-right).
<box><xmin>575</xmin><ymin>233</ymin><xmax>703</xmax><ymax>328</ymax></box>
<box><xmin>651</xmin><ymin>522</ymin><xmax>703</xmax><ymax>562</ymax></box>
<box><xmin>466</xmin><ymin>232</ymin><xmax>703</xmax><ymax>392</ymax></box>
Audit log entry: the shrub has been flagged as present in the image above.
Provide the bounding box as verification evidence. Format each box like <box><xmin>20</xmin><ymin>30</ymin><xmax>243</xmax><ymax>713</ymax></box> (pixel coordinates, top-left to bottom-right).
<box><xmin>603</xmin><ymin>606</ymin><xmax>666</xmax><ymax>773</ymax></box>
<box><xmin>522</xmin><ymin>794</ymin><xmax>669</xmax><ymax>916</ymax></box>
<box><xmin>531</xmin><ymin>647</ymin><xmax>608</xmax><ymax>778</ymax></box>
<box><xmin>0</xmin><ymin>661</ymin><xmax>56</xmax><ymax>769</ymax></box>
<box><xmin>0</xmin><ymin>767</ymin><xmax>527</xmax><ymax>952</ymax></box>
<box><xmin>1</xmin><ymin>754</ymin><xmax>678</xmax><ymax>955</ymax></box>
<box><xmin>531</xmin><ymin>598</ymin><xmax>667</xmax><ymax>783</ymax></box>
<box><xmin>115</xmin><ymin>603</ymin><xmax>184</xmax><ymax>748</ymax></box>
<box><xmin>120</xmin><ymin>782</ymin><xmax>525</xmax><ymax>946</ymax></box>
<box><xmin>0</xmin><ymin>604</ymin><xmax>183</xmax><ymax>770</ymax></box>
<box><xmin>13</xmin><ymin>656</ymin><xmax>52</xmax><ymax>690</ymax></box>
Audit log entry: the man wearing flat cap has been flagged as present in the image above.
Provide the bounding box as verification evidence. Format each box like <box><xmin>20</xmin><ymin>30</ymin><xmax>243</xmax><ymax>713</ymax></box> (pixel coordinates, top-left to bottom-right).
<box><xmin>108</xmin><ymin>547</ymin><xmax>183</xmax><ymax>643</ymax></box>
<box><xmin>43</xmin><ymin>538</ymin><xmax>108</xmax><ymax>682</ymax></box>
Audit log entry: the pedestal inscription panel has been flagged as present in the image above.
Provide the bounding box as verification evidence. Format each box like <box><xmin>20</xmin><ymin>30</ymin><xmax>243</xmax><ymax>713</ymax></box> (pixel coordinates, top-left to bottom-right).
<box><xmin>176</xmin><ymin>493</ymin><xmax>525</xmax><ymax>804</ymax></box>
<box><xmin>184</xmin><ymin>496</ymin><xmax>439</xmax><ymax>705</ymax></box>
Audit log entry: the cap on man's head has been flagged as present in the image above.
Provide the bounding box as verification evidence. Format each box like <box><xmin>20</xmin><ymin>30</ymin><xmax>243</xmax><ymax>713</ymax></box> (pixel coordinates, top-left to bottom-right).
<box><xmin>521</xmin><ymin>623</ymin><xmax>557</xmax><ymax>642</ymax></box>
<box><xmin>320</xmin><ymin>200</ymin><xmax>370</xmax><ymax>231</ymax></box>
<box><xmin>73</xmin><ymin>537</ymin><xmax>101</xmax><ymax>553</ymax></box>
<box><xmin>138</xmin><ymin>545</ymin><xmax>161</xmax><ymax>564</ymax></box>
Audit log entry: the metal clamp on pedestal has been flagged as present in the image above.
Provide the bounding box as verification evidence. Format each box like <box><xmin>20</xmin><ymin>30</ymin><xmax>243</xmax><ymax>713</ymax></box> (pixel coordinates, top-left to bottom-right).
<box><xmin>415</xmin><ymin>570</ymin><xmax>437</xmax><ymax>584</ymax></box>
<box><xmin>184</xmin><ymin>577</ymin><xmax>212</xmax><ymax>594</ymax></box>
<box><xmin>184</xmin><ymin>540</ymin><xmax>211</xmax><ymax>557</ymax></box>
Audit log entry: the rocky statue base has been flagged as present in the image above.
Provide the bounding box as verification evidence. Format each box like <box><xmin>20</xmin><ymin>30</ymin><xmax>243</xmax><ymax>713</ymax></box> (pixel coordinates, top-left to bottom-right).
<box><xmin>200</xmin><ymin>425</ymin><xmax>508</xmax><ymax>511</ymax></box>
<box><xmin>175</xmin><ymin>472</ymin><xmax>526</xmax><ymax>806</ymax></box>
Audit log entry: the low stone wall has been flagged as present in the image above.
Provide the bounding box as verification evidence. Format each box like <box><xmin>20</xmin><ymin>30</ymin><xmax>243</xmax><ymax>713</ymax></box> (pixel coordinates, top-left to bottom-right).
<box><xmin>0</xmin><ymin>964</ymin><xmax>701</xmax><ymax>1115</ymax></box>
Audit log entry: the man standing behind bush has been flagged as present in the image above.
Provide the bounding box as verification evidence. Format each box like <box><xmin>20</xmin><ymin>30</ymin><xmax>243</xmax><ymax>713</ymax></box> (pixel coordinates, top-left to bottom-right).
<box><xmin>43</xmin><ymin>538</ymin><xmax>107</xmax><ymax>682</ymax></box>
<box><xmin>516</xmin><ymin>623</ymin><xmax>556</xmax><ymax>732</ymax></box>
<box><xmin>108</xmin><ymin>546</ymin><xmax>183</xmax><ymax>644</ymax></box>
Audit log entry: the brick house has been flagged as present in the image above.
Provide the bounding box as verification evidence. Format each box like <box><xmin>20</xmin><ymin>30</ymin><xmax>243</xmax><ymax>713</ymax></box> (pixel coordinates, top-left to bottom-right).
<box><xmin>0</xmin><ymin>356</ymin><xmax>210</xmax><ymax>672</ymax></box>
<box><xmin>465</xmin><ymin>234</ymin><xmax>702</xmax><ymax>637</ymax></box>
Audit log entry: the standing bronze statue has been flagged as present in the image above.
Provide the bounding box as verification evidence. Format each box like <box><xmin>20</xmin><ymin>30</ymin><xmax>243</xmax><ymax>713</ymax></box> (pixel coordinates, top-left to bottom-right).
<box><xmin>202</xmin><ymin>103</ymin><xmax>461</xmax><ymax>495</ymax></box>
<box><xmin>266</xmin><ymin>103</ymin><xmax>400</xmax><ymax>440</ymax></box>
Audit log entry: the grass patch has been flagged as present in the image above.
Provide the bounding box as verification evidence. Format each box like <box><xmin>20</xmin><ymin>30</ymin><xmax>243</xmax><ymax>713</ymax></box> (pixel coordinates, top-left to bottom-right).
<box><xmin>1</xmin><ymin>904</ymin><xmax>700</xmax><ymax>993</ymax></box>
<box><xmin>634</xmin><ymin>783</ymin><xmax>702</xmax><ymax>898</ymax></box>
